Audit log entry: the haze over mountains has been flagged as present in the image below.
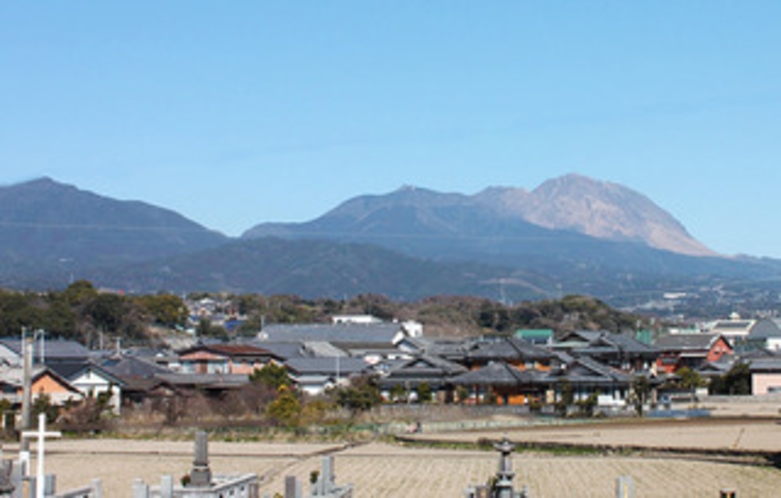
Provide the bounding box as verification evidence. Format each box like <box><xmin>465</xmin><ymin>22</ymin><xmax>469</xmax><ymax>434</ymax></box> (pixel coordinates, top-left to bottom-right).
<box><xmin>0</xmin><ymin>174</ymin><xmax>778</xmax><ymax>305</ymax></box>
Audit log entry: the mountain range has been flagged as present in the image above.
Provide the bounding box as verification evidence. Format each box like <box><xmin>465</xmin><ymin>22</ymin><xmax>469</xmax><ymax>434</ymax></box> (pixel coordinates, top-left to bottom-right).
<box><xmin>0</xmin><ymin>178</ymin><xmax>227</xmax><ymax>282</ymax></box>
<box><xmin>1</xmin><ymin>175</ymin><xmax>778</xmax><ymax>306</ymax></box>
<box><xmin>245</xmin><ymin>174</ymin><xmax>714</xmax><ymax>257</ymax></box>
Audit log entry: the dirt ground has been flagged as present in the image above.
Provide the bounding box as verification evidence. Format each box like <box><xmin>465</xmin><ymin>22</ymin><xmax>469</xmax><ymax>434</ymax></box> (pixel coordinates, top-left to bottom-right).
<box><xmin>9</xmin><ymin>437</ymin><xmax>780</xmax><ymax>497</ymax></box>
<box><xmin>409</xmin><ymin>417</ymin><xmax>781</xmax><ymax>453</ymax></box>
<box><xmin>701</xmin><ymin>398</ymin><xmax>781</xmax><ymax>418</ymax></box>
<box><xmin>3</xmin><ymin>399</ymin><xmax>781</xmax><ymax>497</ymax></box>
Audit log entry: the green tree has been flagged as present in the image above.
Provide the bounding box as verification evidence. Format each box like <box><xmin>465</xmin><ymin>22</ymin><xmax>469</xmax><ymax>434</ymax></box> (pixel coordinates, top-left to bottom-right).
<box><xmin>632</xmin><ymin>375</ymin><xmax>652</xmax><ymax>416</ymax></box>
<box><xmin>478</xmin><ymin>300</ymin><xmax>511</xmax><ymax>332</ymax></box>
<box><xmin>266</xmin><ymin>385</ymin><xmax>301</xmax><ymax>427</ymax></box>
<box><xmin>42</xmin><ymin>297</ymin><xmax>78</xmax><ymax>339</ymax></box>
<box><xmin>250</xmin><ymin>363</ymin><xmax>291</xmax><ymax>390</ymax></box>
<box><xmin>676</xmin><ymin>367</ymin><xmax>705</xmax><ymax>391</ymax></box>
<box><xmin>32</xmin><ymin>393</ymin><xmax>59</xmax><ymax>425</ymax></box>
<box><xmin>455</xmin><ymin>385</ymin><xmax>470</xmax><ymax>405</ymax></box>
<box><xmin>0</xmin><ymin>292</ymin><xmax>45</xmax><ymax>336</ymax></box>
<box><xmin>332</xmin><ymin>376</ymin><xmax>382</xmax><ymax>415</ymax></box>
<box><xmin>349</xmin><ymin>294</ymin><xmax>397</xmax><ymax>321</ymax></box>
<box><xmin>576</xmin><ymin>392</ymin><xmax>599</xmax><ymax>417</ymax></box>
<box><xmin>137</xmin><ymin>294</ymin><xmax>188</xmax><ymax>329</ymax></box>
<box><xmin>61</xmin><ymin>280</ymin><xmax>99</xmax><ymax>307</ymax></box>
<box><xmin>555</xmin><ymin>379</ymin><xmax>574</xmax><ymax>416</ymax></box>
<box><xmin>84</xmin><ymin>293</ymin><xmax>126</xmax><ymax>333</ymax></box>
<box><xmin>389</xmin><ymin>384</ymin><xmax>407</xmax><ymax>403</ymax></box>
<box><xmin>416</xmin><ymin>382</ymin><xmax>433</xmax><ymax>404</ymax></box>
<box><xmin>195</xmin><ymin>318</ymin><xmax>228</xmax><ymax>340</ymax></box>
<box><xmin>710</xmin><ymin>362</ymin><xmax>751</xmax><ymax>395</ymax></box>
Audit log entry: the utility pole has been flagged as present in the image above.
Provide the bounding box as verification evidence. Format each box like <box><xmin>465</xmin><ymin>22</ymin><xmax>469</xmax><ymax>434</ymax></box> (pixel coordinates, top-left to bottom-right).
<box><xmin>20</xmin><ymin>332</ymin><xmax>34</xmax><ymax>453</ymax></box>
<box><xmin>33</xmin><ymin>329</ymin><xmax>45</xmax><ymax>365</ymax></box>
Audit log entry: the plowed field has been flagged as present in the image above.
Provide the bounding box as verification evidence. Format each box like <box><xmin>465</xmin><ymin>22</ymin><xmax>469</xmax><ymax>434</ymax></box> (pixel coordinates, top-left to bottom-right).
<box><xmin>7</xmin><ymin>418</ymin><xmax>781</xmax><ymax>497</ymax></box>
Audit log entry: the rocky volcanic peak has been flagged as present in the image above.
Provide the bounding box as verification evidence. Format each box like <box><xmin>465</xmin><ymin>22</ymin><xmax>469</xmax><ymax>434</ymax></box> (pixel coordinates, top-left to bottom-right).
<box><xmin>475</xmin><ymin>174</ymin><xmax>715</xmax><ymax>257</ymax></box>
<box><xmin>525</xmin><ymin>174</ymin><xmax>662</xmax><ymax>236</ymax></box>
<box><xmin>472</xmin><ymin>186</ymin><xmax>530</xmax><ymax>217</ymax></box>
<box><xmin>248</xmin><ymin>174</ymin><xmax>716</xmax><ymax>257</ymax></box>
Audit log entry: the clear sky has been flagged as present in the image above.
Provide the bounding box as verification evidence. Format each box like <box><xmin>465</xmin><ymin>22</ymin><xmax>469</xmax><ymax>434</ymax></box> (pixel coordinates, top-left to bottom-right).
<box><xmin>1</xmin><ymin>2</ymin><xmax>780</xmax><ymax>257</ymax></box>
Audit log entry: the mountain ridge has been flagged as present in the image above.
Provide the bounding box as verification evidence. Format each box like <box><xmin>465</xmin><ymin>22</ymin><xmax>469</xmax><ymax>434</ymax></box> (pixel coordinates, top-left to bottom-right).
<box><xmin>0</xmin><ymin>177</ymin><xmax>229</xmax><ymax>278</ymax></box>
<box><xmin>243</xmin><ymin>173</ymin><xmax>714</xmax><ymax>259</ymax></box>
<box><xmin>1</xmin><ymin>175</ymin><xmax>776</xmax><ymax>309</ymax></box>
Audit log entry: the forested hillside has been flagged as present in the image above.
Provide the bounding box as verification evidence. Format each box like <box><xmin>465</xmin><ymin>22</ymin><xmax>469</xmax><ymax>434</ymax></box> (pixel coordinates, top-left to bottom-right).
<box><xmin>0</xmin><ymin>281</ymin><xmax>652</xmax><ymax>346</ymax></box>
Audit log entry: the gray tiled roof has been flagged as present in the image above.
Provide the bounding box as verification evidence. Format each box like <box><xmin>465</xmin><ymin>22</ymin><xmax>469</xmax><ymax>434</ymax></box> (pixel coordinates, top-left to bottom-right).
<box><xmin>101</xmin><ymin>355</ymin><xmax>171</xmax><ymax>379</ymax></box>
<box><xmin>573</xmin><ymin>332</ymin><xmax>659</xmax><ymax>356</ymax></box>
<box><xmin>0</xmin><ymin>338</ymin><xmax>90</xmax><ymax>360</ymax></box>
<box><xmin>544</xmin><ymin>356</ymin><xmax>633</xmax><ymax>385</ymax></box>
<box><xmin>558</xmin><ymin>331</ymin><xmax>602</xmax><ymax>344</ymax></box>
<box><xmin>259</xmin><ymin>323</ymin><xmax>404</xmax><ymax>345</ymax></box>
<box><xmin>748</xmin><ymin>358</ymin><xmax>781</xmax><ymax>372</ymax></box>
<box><xmin>0</xmin><ymin>365</ymin><xmax>80</xmax><ymax>391</ymax></box>
<box><xmin>406</xmin><ymin>337</ymin><xmax>470</xmax><ymax>359</ymax></box>
<box><xmin>388</xmin><ymin>355</ymin><xmax>467</xmax><ymax>377</ymax></box>
<box><xmin>285</xmin><ymin>357</ymin><xmax>369</xmax><ymax>376</ymax></box>
<box><xmin>713</xmin><ymin>320</ymin><xmax>753</xmax><ymax>330</ymax></box>
<box><xmin>451</xmin><ymin>361</ymin><xmax>541</xmax><ymax>386</ymax></box>
<box><xmin>747</xmin><ymin>320</ymin><xmax>781</xmax><ymax>340</ymax></box>
<box><xmin>302</xmin><ymin>341</ymin><xmax>348</xmax><ymax>358</ymax></box>
<box><xmin>47</xmin><ymin>360</ymin><xmax>125</xmax><ymax>385</ymax></box>
<box><xmin>655</xmin><ymin>334</ymin><xmax>721</xmax><ymax>351</ymax></box>
<box><xmin>245</xmin><ymin>341</ymin><xmax>306</xmax><ymax>360</ymax></box>
<box><xmin>467</xmin><ymin>337</ymin><xmax>554</xmax><ymax>362</ymax></box>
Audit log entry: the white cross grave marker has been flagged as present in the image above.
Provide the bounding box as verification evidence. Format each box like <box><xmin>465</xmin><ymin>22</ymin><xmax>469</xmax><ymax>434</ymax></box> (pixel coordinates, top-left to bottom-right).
<box><xmin>21</xmin><ymin>413</ymin><xmax>61</xmax><ymax>498</ymax></box>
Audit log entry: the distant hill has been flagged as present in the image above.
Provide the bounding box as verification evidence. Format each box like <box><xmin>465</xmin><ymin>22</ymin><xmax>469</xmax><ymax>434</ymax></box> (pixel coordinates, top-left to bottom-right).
<box><xmin>78</xmin><ymin>235</ymin><xmax>781</xmax><ymax>306</ymax></box>
<box><xmin>0</xmin><ymin>178</ymin><xmax>228</xmax><ymax>285</ymax></box>
<box><xmin>79</xmin><ymin>237</ymin><xmax>557</xmax><ymax>301</ymax></box>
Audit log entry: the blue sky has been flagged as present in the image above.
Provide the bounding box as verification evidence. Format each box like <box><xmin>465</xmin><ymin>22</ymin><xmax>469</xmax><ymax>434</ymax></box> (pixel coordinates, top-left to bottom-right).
<box><xmin>1</xmin><ymin>2</ymin><xmax>780</xmax><ymax>257</ymax></box>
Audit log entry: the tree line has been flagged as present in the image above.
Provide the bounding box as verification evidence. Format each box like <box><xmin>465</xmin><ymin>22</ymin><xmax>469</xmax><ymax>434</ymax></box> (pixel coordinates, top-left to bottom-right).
<box><xmin>0</xmin><ymin>280</ymin><xmax>654</xmax><ymax>346</ymax></box>
<box><xmin>0</xmin><ymin>280</ymin><xmax>187</xmax><ymax>346</ymax></box>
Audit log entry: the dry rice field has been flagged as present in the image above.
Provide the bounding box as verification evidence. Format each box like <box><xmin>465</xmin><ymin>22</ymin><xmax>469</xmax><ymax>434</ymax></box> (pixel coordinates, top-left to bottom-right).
<box><xmin>409</xmin><ymin>417</ymin><xmax>781</xmax><ymax>453</ymax></box>
<box><xmin>6</xmin><ymin>417</ymin><xmax>781</xmax><ymax>497</ymax></box>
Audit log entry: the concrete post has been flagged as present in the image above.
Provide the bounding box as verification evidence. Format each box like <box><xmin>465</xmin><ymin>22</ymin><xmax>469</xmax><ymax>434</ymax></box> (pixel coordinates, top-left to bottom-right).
<box><xmin>91</xmin><ymin>478</ymin><xmax>103</xmax><ymax>498</ymax></box>
<box><xmin>284</xmin><ymin>475</ymin><xmax>301</xmax><ymax>498</ymax></box>
<box><xmin>43</xmin><ymin>474</ymin><xmax>55</xmax><ymax>496</ymax></box>
<box><xmin>321</xmin><ymin>456</ymin><xmax>333</xmax><ymax>494</ymax></box>
<box><xmin>160</xmin><ymin>475</ymin><xmax>174</xmax><ymax>498</ymax></box>
<box><xmin>615</xmin><ymin>476</ymin><xmax>634</xmax><ymax>498</ymax></box>
<box><xmin>10</xmin><ymin>460</ymin><xmax>24</xmax><ymax>498</ymax></box>
<box><xmin>27</xmin><ymin>477</ymin><xmax>36</xmax><ymax>498</ymax></box>
<box><xmin>131</xmin><ymin>478</ymin><xmax>149</xmax><ymax>498</ymax></box>
<box><xmin>189</xmin><ymin>431</ymin><xmax>212</xmax><ymax>487</ymax></box>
